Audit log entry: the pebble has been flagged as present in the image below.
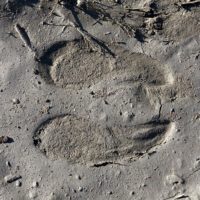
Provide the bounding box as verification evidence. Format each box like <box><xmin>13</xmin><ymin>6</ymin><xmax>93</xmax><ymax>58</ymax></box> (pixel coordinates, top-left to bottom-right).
<box><xmin>129</xmin><ymin>191</ymin><xmax>135</xmax><ymax>196</ymax></box>
<box><xmin>105</xmin><ymin>32</ymin><xmax>111</xmax><ymax>35</ymax></box>
<box><xmin>0</xmin><ymin>136</ymin><xmax>9</xmax><ymax>144</ymax></box>
<box><xmin>78</xmin><ymin>186</ymin><xmax>83</xmax><ymax>192</ymax></box>
<box><xmin>75</xmin><ymin>174</ymin><xmax>81</xmax><ymax>180</ymax></box>
<box><xmin>77</xmin><ymin>0</ymin><xmax>85</xmax><ymax>7</ymax></box>
<box><xmin>6</xmin><ymin>161</ymin><xmax>11</xmax><ymax>167</ymax></box>
<box><xmin>123</xmin><ymin>111</ymin><xmax>134</xmax><ymax>122</ymax></box>
<box><xmin>29</xmin><ymin>190</ymin><xmax>38</xmax><ymax>199</ymax></box>
<box><xmin>15</xmin><ymin>180</ymin><xmax>22</xmax><ymax>187</ymax></box>
<box><xmin>32</xmin><ymin>181</ymin><xmax>39</xmax><ymax>188</ymax></box>
<box><xmin>193</xmin><ymin>158</ymin><xmax>200</xmax><ymax>170</ymax></box>
<box><xmin>171</xmin><ymin>108</ymin><xmax>175</xmax><ymax>113</ymax></box>
<box><xmin>12</xmin><ymin>98</ymin><xmax>20</xmax><ymax>104</ymax></box>
<box><xmin>107</xmin><ymin>191</ymin><xmax>113</xmax><ymax>195</ymax></box>
<box><xmin>165</xmin><ymin>174</ymin><xmax>184</xmax><ymax>186</ymax></box>
<box><xmin>123</xmin><ymin>111</ymin><xmax>129</xmax><ymax>121</ymax></box>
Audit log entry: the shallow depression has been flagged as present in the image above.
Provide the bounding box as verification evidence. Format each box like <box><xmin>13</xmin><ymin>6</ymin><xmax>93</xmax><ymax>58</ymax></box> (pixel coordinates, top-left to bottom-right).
<box><xmin>37</xmin><ymin>39</ymin><xmax>174</xmax><ymax>90</ymax></box>
<box><xmin>33</xmin><ymin>114</ymin><xmax>172</xmax><ymax>165</ymax></box>
<box><xmin>38</xmin><ymin>39</ymin><xmax>113</xmax><ymax>89</ymax></box>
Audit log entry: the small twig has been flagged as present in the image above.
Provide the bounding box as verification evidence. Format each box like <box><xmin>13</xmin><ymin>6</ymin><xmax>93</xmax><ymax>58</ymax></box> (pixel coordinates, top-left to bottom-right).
<box><xmin>90</xmin><ymin>161</ymin><xmax>126</xmax><ymax>167</ymax></box>
<box><xmin>92</xmin><ymin>14</ymin><xmax>104</xmax><ymax>26</ymax></box>
<box><xmin>125</xmin><ymin>8</ymin><xmax>148</xmax><ymax>12</ymax></box>
<box><xmin>180</xmin><ymin>0</ymin><xmax>200</xmax><ymax>7</ymax></box>
<box><xmin>42</xmin><ymin>19</ymin><xmax>115</xmax><ymax>56</ymax></box>
<box><xmin>14</xmin><ymin>23</ymin><xmax>35</xmax><ymax>53</ymax></box>
<box><xmin>42</xmin><ymin>21</ymin><xmax>67</xmax><ymax>27</ymax></box>
<box><xmin>67</xmin><ymin>20</ymin><xmax>97</xmax><ymax>49</ymax></box>
<box><xmin>67</xmin><ymin>20</ymin><xmax>115</xmax><ymax>56</ymax></box>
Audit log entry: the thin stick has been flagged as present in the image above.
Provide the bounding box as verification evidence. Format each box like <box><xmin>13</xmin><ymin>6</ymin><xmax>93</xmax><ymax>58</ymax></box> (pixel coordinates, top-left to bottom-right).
<box><xmin>14</xmin><ymin>24</ymin><xmax>35</xmax><ymax>53</ymax></box>
<box><xmin>66</xmin><ymin>20</ymin><xmax>115</xmax><ymax>56</ymax></box>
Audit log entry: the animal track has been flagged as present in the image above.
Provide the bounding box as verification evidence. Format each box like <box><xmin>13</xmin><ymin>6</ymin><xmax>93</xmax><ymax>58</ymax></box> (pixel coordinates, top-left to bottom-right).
<box><xmin>33</xmin><ymin>114</ymin><xmax>172</xmax><ymax>164</ymax></box>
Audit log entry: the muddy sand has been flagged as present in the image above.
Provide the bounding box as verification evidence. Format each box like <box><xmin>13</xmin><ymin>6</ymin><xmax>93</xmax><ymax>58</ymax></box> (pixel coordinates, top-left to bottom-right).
<box><xmin>0</xmin><ymin>0</ymin><xmax>200</xmax><ymax>199</ymax></box>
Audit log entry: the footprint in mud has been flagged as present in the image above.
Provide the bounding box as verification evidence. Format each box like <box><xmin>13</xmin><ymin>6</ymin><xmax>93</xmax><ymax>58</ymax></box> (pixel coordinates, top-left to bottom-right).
<box><xmin>37</xmin><ymin>38</ymin><xmax>173</xmax><ymax>89</ymax></box>
<box><xmin>88</xmin><ymin>49</ymin><xmax>175</xmax><ymax>126</ymax></box>
<box><xmin>37</xmin><ymin>39</ymin><xmax>114</xmax><ymax>89</ymax></box>
<box><xmin>33</xmin><ymin>114</ymin><xmax>172</xmax><ymax>165</ymax></box>
<box><xmin>33</xmin><ymin>43</ymin><xmax>175</xmax><ymax>165</ymax></box>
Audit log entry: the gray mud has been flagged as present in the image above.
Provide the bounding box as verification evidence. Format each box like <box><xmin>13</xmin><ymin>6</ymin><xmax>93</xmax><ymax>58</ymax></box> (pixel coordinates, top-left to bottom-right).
<box><xmin>0</xmin><ymin>0</ymin><xmax>199</xmax><ymax>199</ymax></box>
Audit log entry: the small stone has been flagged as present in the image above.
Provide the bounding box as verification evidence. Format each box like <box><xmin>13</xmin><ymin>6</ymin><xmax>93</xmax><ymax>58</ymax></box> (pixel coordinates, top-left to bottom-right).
<box><xmin>0</xmin><ymin>136</ymin><xmax>9</xmax><ymax>144</ymax></box>
<box><xmin>78</xmin><ymin>186</ymin><xmax>83</xmax><ymax>192</ymax></box>
<box><xmin>12</xmin><ymin>98</ymin><xmax>20</xmax><ymax>104</ymax></box>
<box><xmin>77</xmin><ymin>0</ymin><xmax>85</xmax><ymax>7</ymax></box>
<box><xmin>15</xmin><ymin>180</ymin><xmax>22</xmax><ymax>187</ymax></box>
<box><xmin>193</xmin><ymin>158</ymin><xmax>200</xmax><ymax>170</ymax></box>
<box><xmin>32</xmin><ymin>181</ymin><xmax>39</xmax><ymax>188</ymax></box>
<box><xmin>6</xmin><ymin>161</ymin><xmax>11</xmax><ymax>167</ymax></box>
<box><xmin>171</xmin><ymin>108</ymin><xmax>175</xmax><ymax>113</ymax></box>
<box><xmin>75</xmin><ymin>174</ymin><xmax>81</xmax><ymax>180</ymax></box>
<box><xmin>129</xmin><ymin>191</ymin><xmax>135</xmax><ymax>196</ymax></box>
<box><xmin>194</xmin><ymin>113</ymin><xmax>200</xmax><ymax>120</ymax></box>
<box><xmin>29</xmin><ymin>190</ymin><xmax>38</xmax><ymax>199</ymax></box>
<box><xmin>123</xmin><ymin>111</ymin><xmax>129</xmax><ymax>121</ymax></box>
<box><xmin>142</xmin><ymin>183</ymin><xmax>147</xmax><ymax>187</ymax></box>
<box><xmin>123</xmin><ymin>111</ymin><xmax>134</xmax><ymax>122</ymax></box>
<box><xmin>166</xmin><ymin>174</ymin><xmax>184</xmax><ymax>186</ymax></box>
<box><xmin>50</xmin><ymin>192</ymin><xmax>55</xmax><ymax>197</ymax></box>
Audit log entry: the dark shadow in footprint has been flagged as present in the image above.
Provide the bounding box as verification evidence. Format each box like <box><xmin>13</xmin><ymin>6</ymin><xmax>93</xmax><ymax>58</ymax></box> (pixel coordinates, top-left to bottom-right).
<box><xmin>39</xmin><ymin>41</ymin><xmax>68</xmax><ymax>66</ymax></box>
<box><xmin>37</xmin><ymin>39</ymin><xmax>114</xmax><ymax>88</ymax></box>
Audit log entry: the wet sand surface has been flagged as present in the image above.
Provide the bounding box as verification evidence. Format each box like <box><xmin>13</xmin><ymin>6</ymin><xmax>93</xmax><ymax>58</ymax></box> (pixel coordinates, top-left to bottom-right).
<box><xmin>0</xmin><ymin>0</ymin><xmax>200</xmax><ymax>199</ymax></box>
